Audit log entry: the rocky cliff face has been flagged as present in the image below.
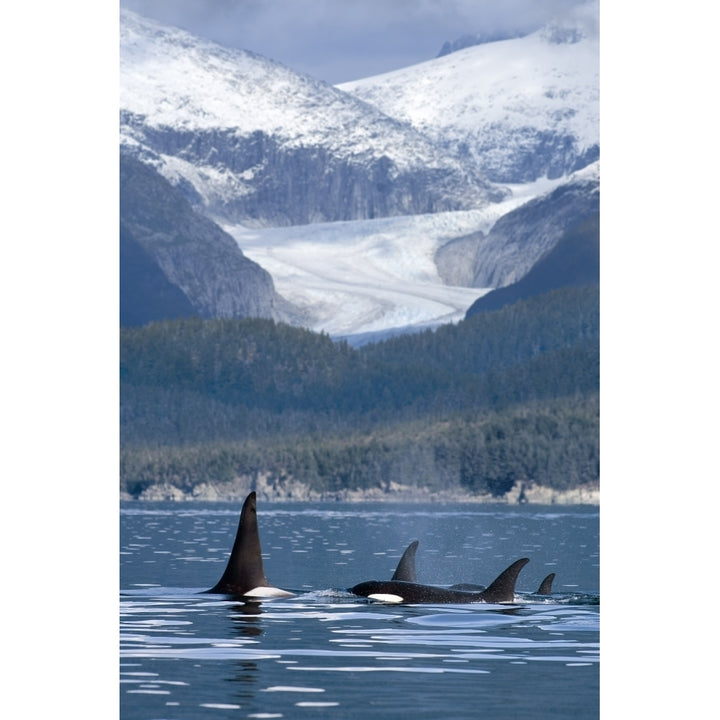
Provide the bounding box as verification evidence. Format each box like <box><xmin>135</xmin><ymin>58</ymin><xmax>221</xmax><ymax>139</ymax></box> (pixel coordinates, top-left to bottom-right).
<box><xmin>120</xmin><ymin>154</ymin><xmax>301</xmax><ymax>325</ymax></box>
<box><xmin>471</xmin><ymin>170</ymin><xmax>599</xmax><ymax>288</ymax></box>
<box><xmin>123</xmin><ymin>118</ymin><xmax>497</xmax><ymax>226</ymax></box>
<box><xmin>465</xmin><ymin>212</ymin><xmax>599</xmax><ymax>317</ymax></box>
<box><xmin>120</xmin><ymin>224</ymin><xmax>196</xmax><ymax>327</ymax></box>
<box><xmin>434</xmin><ymin>231</ymin><xmax>485</xmax><ymax>287</ymax></box>
<box><xmin>120</xmin><ymin>9</ymin><xmax>503</xmax><ymax>227</ymax></box>
<box><xmin>435</xmin><ymin>166</ymin><xmax>599</xmax><ymax>291</ymax></box>
<box><xmin>122</xmin><ymin>473</ymin><xmax>599</xmax><ymax>505</ymax></box>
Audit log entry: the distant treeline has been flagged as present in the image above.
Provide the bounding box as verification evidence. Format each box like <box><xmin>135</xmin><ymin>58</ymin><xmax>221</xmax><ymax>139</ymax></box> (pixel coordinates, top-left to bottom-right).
<box><xmin>120</xmin><ymin>285</ymin><xmax>599</xmax><ymax>497</ymax></box>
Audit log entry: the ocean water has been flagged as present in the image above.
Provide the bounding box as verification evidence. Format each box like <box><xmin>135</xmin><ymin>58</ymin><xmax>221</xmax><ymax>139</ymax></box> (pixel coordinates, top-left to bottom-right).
<box><xmin>120</xmin><ymin>502</ymin><xmax>599</xmax><ymax>719</ymax></box>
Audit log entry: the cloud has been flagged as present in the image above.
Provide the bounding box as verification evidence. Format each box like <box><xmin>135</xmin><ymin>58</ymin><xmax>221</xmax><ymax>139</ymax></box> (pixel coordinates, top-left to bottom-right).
<box><xmin>121</xmin><ymin>0</ymin><xmax>597</xmax><ymax>83</ymax></box>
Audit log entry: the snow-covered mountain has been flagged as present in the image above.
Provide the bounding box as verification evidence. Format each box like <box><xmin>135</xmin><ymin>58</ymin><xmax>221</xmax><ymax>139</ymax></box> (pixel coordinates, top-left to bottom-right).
<box><xmin>119</xmin><ymin>8</ymin><xmax>599</xmax><ymax>341</ymax></box>
<box><xmin>339</xmin><ymin>15</ymin><xmax>598</xmax><ymax>183</ymax></box>
<box><xmin>120</xmin><ymin>154</ymin><xmax>300</xmax><ymax>327</ymax></box>
<box><xmin>120</xmin><ymin>9</ymin><xmax>502</xmax><ymax>227</ymax></box>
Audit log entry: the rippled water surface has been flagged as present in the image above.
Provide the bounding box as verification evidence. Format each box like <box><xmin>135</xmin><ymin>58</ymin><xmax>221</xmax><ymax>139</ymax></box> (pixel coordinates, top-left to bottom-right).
<box><xmin>120</xmin><ymin>502</ymin><xmax>599</xmax><ymax>719</ymax></box>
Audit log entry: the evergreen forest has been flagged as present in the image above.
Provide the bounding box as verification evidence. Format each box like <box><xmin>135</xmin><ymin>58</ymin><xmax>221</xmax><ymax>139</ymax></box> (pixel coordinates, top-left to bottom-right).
<box><xmin>120</xmin><ymin>284</ymin><xmax>599</xmax><ymax>499</ymax></box>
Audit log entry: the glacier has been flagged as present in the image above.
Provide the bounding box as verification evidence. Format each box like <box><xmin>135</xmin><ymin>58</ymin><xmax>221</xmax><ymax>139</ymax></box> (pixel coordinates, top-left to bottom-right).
<box><xmin>223</xmin><ymin>174</ymin><xmax>574</xmax><ymax>340</ymax></box>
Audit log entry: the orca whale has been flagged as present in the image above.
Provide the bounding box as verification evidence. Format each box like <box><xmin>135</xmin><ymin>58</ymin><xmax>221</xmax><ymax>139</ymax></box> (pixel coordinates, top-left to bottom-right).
<box><xmin>205</xmin><ymin>492</ymin><xmax>293</xmax><ymax>599</ymax></box>
<box><xmin>388</xmin><ymin>541</ymin><xmax>554</xmax><ymax>598</ymax></box>
<box><xmin>349</xmin><ymin>557</ymin><xmax>529</xmax><ymax>604</ymax></box>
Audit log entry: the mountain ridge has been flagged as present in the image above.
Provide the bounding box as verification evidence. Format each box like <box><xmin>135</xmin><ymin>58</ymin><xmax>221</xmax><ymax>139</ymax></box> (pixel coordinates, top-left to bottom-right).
<box><xmin>340</xmin><ymin>18</ymin><xmax>598</xmax><ymax>183</ymax></box>
<box><xmin>120</xmin><ymin>8</ymin><xmax>503</xmax><ymax>228</ymax></box>
<box><xmin>119</xmin><ymin>8</ymin><xmax>599</xmax><ymax>340</ymax></box>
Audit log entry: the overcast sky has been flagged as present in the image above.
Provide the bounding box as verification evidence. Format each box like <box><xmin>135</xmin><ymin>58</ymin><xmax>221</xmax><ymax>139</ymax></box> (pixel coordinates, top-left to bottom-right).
<box><xmin>120</xmin><ymin>0</ymin><xmax>598</xmax><ymax>84</ymax></box>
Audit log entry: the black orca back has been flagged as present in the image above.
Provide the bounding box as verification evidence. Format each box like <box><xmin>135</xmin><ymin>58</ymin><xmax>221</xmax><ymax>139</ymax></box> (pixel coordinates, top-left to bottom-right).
<box><xmin>350</xmin><ymin>557</ymin><xmax>529</xmax><ymax>604</ymax></box>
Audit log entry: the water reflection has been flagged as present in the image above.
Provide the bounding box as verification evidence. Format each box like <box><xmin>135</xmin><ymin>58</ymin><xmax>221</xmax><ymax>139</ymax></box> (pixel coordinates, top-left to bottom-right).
<box><xmin>230</xmin><ymin>601</ymin><xmax>264</xmax><ymax>637</ymax></box>
<box><xmin>225</xmin><ymin>660</ymin><xmax>260</xmax><ymax>702</ymax></box>
<box><xmin>224</xmin><ymin>603</ymin><xmax>264</xmax><ymax>705</ymax></box>
<box><xmin>230</xmin><ymin>602</ymin><xmax>263</xmax><ymax>635</ymax></box>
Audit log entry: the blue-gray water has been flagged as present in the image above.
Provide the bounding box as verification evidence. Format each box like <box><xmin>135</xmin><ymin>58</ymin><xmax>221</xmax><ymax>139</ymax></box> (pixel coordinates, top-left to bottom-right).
<box><xmin>120</xmin><ymin>502</ymin><xmax>599</xmax><ymax>719</ymax></box>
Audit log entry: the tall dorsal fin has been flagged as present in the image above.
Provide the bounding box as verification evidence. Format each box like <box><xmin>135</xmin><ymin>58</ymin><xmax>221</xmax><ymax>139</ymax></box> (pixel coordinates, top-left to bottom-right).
<box><xmin>479</xmin><ymin>558</ymin><xmax>529</xmax><ymax>603</ymax></box>
<box><xmin>536</xmin><ymin>572</ymin><xmax>556</xmax><ymax>595</ymax></box>
<box><xmin>206</xmin><ymin>492</ymin><xmax>270</xmax><ymax>595</ymax></box>
<box><xmin>391</xmin><ymin>540</ymin><xmax>419</xmax><ymax>582</ymax></box>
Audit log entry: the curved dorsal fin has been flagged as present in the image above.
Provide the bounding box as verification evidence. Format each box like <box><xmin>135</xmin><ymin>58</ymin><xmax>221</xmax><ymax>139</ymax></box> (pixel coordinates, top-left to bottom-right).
<box><xmin>391</xmin><ymin>540</ymin><xmax>419</xmax><ymax>582</ymax></box>
<box><xmin>479</xmin><ymin>558</ymin><xmax>530</xmax><ymax>603</ymax></box>
<box><xmin>536</xmin><ymin>572</ymin><xmax>556</xmax><ymax>595</ymax></box>
<box><xmin>206</xmin><ymin>492</ymin><xmax>270</xmax><ymax>595</ymax></box>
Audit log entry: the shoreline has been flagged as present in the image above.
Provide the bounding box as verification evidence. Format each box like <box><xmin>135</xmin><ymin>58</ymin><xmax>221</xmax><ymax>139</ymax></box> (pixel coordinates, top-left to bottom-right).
<box><xmin>120</xmin><ymin>478</ymin><xmax>599</xmax><ymax>505</ymax></box>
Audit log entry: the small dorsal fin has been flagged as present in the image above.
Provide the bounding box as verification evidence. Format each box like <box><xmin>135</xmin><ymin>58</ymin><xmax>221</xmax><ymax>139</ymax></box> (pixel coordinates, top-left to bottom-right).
<box><xmin>536</xmin><ymin>572</ymin><xmax>556</xmax><ymax>595</ymax></box>
<box><xmin>479</xmin><ymin>558</ymin><xmax>529</xmax><ymax>603</ymax></box>
<box><xmin>391</xmin><ymin>540</ymin><xmax>419</xmax><ymax>582</ymax></box>
<box><xmin>206</xmin><ymin>492</ymin><xmax>270</xmax><ymax>595</ymax></box>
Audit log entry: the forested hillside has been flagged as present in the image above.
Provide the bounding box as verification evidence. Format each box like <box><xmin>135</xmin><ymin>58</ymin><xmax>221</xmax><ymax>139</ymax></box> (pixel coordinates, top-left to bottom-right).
<box><xmin>466</xmin><ymin>212</ymin><xmax>599</xmax><ymax>316</ymax></box>
<box><xmin>120</xmin><ymin>285</ymin><xmax>599</xmax><ymax>499</ymax></box>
